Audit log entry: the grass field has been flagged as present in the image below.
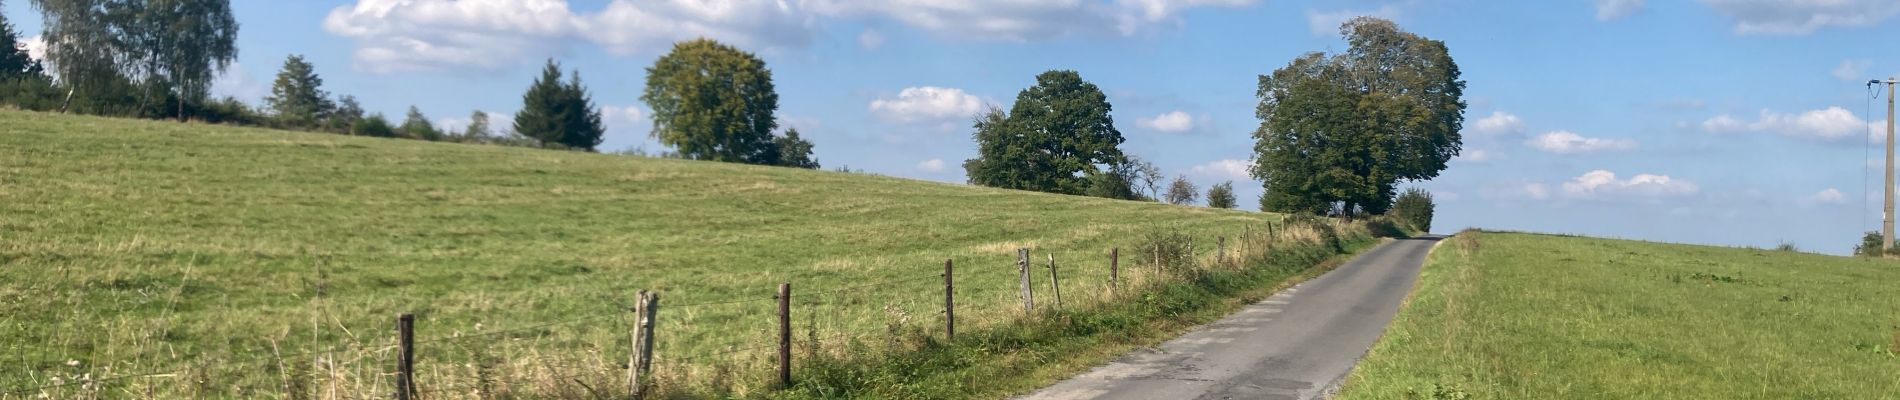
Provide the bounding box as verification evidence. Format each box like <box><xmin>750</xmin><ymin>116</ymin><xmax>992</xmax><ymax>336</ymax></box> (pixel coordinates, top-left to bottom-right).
<box><xmin>0</xmin><ymin>110</ymin><xmax>1357</xmax><ymax>398</ymax></box>
<box><xmin>1335</xmin><ymin>231</ymin><xmax>1900</xmax><ymax>399</ymax></box>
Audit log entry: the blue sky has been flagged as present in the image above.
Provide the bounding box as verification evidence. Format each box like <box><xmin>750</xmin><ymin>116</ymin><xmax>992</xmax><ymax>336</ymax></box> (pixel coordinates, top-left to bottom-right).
<box><xmin>9</xmin><ymin>0</ymin><xmax>1900</xmax><ymax>254</ymax></box>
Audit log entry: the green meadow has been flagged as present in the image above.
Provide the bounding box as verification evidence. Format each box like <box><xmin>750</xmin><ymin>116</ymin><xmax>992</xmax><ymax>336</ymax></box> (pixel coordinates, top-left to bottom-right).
<box><xmin>0</xmin><ymin>110</ymin><xmax>1342</xmax><ymax>398</ymax></box>
<box><xmin>1336</xmin><ymin>231</ymin><xmax>1900</xmax><ymax>399</ymax></box>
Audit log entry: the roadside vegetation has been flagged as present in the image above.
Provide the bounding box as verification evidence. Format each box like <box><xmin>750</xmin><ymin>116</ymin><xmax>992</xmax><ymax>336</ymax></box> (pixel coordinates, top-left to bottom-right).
<box><xmin>1336</xmin><ymin>231</ymin><xmax>1900</xmax><ymax>399</ymax></box>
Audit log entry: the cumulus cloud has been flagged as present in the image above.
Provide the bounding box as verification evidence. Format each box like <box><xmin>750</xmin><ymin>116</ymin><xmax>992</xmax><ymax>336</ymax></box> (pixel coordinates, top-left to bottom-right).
<box><xmin>1137</xmin><ymin>110</ymin><xmax>1197</xmax><ymax>133</ymax></box>
<box><xmin>1798</xmin><ymin>188</ymin><xmax>1846</xmax><ymax>206</ymax></box>
<box><xmin>600</xmin><ymin>105</ymin><xmax>647</xmax><ymax>130</ymax></box>
<box><xmin>1454</xmin><ymin>148</ymin><xmax>1497</xmax><ymax>163</ymax></box>
<box><xmin>1526</xmin><ymin>131</ymin><xmax>1637</xmax><ymax>154</ymax></box>
<box><xmin>1596</xmin><ymin>0</ymin><xmax>1644</xmax><ymax>21</ymax></box>
<box><xmin>322</xmin><ymin>0</ymin><xmax>815</xmax><ymax>73</ymax></box>
<box><xmin>1306</xmin><ymin>6</ymin><xmax>1399</xmax><ymax>37</ymax></box>
<box><xmin>869</xmin><ymin>86</ymin><xmax>986</xmax><ymax>123</ymax></box>
<box><xmin>1561</xmin><ymin>170</ymin><xmax>1699</xmax><ymax>199</ymax></box>
<box><xmin>1468</xmin><ymin>111</ymin><xmax>1525</xmax><ymax>136</ymax></box>
<box><xmin>23</xmin><ymin>35</ymin><xmax>45</xmax><ymax>61</ymax></box>
<box><xmin>1701</xmin><ymin>0</ymin><xmax>1900</xmax><ymax>35</ymax></box>
<box><xmin>1189</xmin><ymin>159</ymin><xmax>1252</xmax><ymax>180</ymax></box>
<box><xmin>1701</xmin><ymin>106</ymin><xmax>1870</xmax><ymax>142</ymax></box>
<box><xmin>917</xmin><ymin>158</ymin><xmax>946</xmax><ymax>172</ymax></box>
<box><xmin>1834</xmin><ymin>59</ymin><xmax>1872</xmax><ymax>81</ymax></box>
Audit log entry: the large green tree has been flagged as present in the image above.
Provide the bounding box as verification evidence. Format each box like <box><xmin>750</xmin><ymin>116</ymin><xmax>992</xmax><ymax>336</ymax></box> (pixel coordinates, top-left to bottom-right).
<box><xmin>641</xmin><ymin>38</ymin><xmax>782</xmax><ymax>164</ymax></box>
<box><xmin>965</xmin><ymin>70</ymin><xmax>1129</xmax><ymax>197</ymax></box>
<box><xmin>29</xmin><ymin>0</ymin><xmax>236</xmax><ymax>118</ymax></box>
<box><xmin>264</xmin><ymin>54</ymin><xmax>331</xmax><ymax>128</ymax></box>
<box><xmin>774</xmin><ymin>128</ymin><xmax>819</xmax><ymax>169</ymax></box>
<box><xmin>1252</xmin><ymin>17</ymin><xmax>1464</xmax><ymax>216</ymax></box>
<box><xmin>514</xmin><ymin>59</ymin><xmax>605</xmax><ymax>151</ymax></box>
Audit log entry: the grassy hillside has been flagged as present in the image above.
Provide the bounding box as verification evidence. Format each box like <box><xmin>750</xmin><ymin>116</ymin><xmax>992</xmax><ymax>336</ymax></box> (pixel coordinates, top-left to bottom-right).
<box><xmin>1336</xmin><ymin>231</ymin><xmax>1900</xmax><ymax>399</ymax></box>
<box><xmin>0</xmin><ymin>110</ymin><xmax>1330</xmax><ymax>398</ymax></box>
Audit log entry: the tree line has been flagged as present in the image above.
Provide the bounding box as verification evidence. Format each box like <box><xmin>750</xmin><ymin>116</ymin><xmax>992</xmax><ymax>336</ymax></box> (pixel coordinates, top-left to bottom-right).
<box><xmin>2</xmin><ymin>2</ymin><xmax>1453</xmax><ymax>218</ymax></box>
<box><xmin>963</xmin><ymin>17</ymin><xmax>1459</xmax><ymax>218</ymax></box>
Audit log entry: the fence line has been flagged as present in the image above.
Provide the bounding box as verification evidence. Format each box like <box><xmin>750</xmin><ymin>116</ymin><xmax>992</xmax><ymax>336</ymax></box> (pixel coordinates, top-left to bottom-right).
<box><xmin>3</xmin><ymin>219</ymin><xmax>1334</xmax><ymax>397</ymax></box>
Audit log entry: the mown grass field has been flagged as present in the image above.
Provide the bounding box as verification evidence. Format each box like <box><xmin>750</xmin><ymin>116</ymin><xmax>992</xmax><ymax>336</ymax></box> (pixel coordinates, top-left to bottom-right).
<box><xmin>1336</xmin><ymin>231</ymin><xmax>1900</xmax><ymax>399</ymax></box>
<box><xmin>0</xmin><ymin>110</ymin><xmax>1340</xmax><ymax>398</ymax></box>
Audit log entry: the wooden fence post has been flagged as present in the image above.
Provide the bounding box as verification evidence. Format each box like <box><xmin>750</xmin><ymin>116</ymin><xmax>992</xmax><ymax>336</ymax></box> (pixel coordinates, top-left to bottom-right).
<box><xmin>1017</xmin><ymin>248</ymin><xmax>1034</xmax><ymax>312</ymax></box>
<box><xmin>777</xmin><ymin>283</ymin><xmax>792</xmax><ymax>388</ymax></box>
<box><xmin>1109</xmin><ymin>247</ymin><xmax>1119</xmax><ymax>297</ymax></box>
<box><xmin>943</xmin><ymin>259</ymin><xmax>955</xmax><ymax>340</ymax></box>
<box><xmin>1047</xmin><ymin>254</ymin><xmax>1063</xmax><ymax>310</ymax></box>
<box><xmin>396</xmin><ymin>313</ymin><xmax>416</xmax><ymax>400</ymax></box>
<box><xmin>1217</xmin><ymin>237</ymin><xmax>1226</xmax><ymax>266</ymax></box>
<box><xmin>1154</xmin><ymin>243</ymin><xmax>1162</xmax><ymax>272</ymax></box>
<box><xmin>629</xmin><ymin>290</ymin><xmax>657</xmax><ymax>398</ymax></box>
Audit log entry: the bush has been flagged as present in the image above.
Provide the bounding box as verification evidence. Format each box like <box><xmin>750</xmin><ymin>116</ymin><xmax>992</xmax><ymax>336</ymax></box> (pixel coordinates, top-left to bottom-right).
<box><xmin>1282</xmin><ymin>213</ymin><xmax>1343</xmax><ymax>253</ymax></box>
<box><xmin>1138</xmin><ymin>225</ymin><xmax>1200</xmax><ymax>276</ymax></box>
<box><xmin>1391</xmin><ymin>188</ymin><xmax>1434</xmax><ymax>233</ymax></box>
<box><xmin>1854</xmin><ymin>231</ymin><xmax>1896</xmax><ymax>257</ymax></box>
<box><xmin>1363</xmin><ymin>215</ymin><xmax>1408</xmax><ymax>238</ymax></box>
<box><xmin>1207</xmin><ymin>181</ymin><xmax>1236</xmax><ymax>209</ymax></box>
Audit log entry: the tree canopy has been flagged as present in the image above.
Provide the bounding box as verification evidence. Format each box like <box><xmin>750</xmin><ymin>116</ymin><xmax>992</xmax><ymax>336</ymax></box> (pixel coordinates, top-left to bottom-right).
<box><xmin>264</xmin><ymin>55</ymin><xmax>331</xmax><ymax>128</ymax></box>
<box><xmin>0</xmin><ymin>2</ymin><xmax>44</xmax><ymax>80</ymax></box>
<box><xmin>774</xmin><ymin>128</ymin><xmax>819</xmax><ymax>169</ymax></box>
<box><xmin>31</xmin><ymin>0</ymin><xmax>238</xmax><ymax>119</ymax></box>
<box><xmin>1207</xmin><ymin>181</ymin><xmax>1237</xmax><ymax>209</ymax></box>
<box><xmin>642</xmin><ymin>38</ymin><xmax>782</xmax><ymax>164</ymax></box>
<box><xmin>514</xmin><ymin>59</ymin><xmax>605</xmax><ymax>151</ymax></box>
<box><xmin>1165</xmin><ymin>175</ymin><xmax>1199</xmax><ymax>205</ymax></box>
<box><xmin>965</xmin><ymin>70</ymin><xmax>1130</xmax><ymax>198</ymax></box>
<box><xmin>1251</xmin><ymin>17</ymin><xmax>1464</xmax><ymax>216</ymax></box>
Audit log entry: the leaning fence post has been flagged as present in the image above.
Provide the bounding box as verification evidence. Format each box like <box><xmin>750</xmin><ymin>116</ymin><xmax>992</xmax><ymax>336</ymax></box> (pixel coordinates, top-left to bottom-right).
<box><xmin>779</xmin><ymin>280</ymin><xmax>794</xmax><ymax>386</ymax></box>
<box><xmin>1018</xmin><ymin>248</ymin><xmax>1034</xmax><ymax>312</ymax></box>
<box><xmin>943</xmin><ymin>258</ymin><xmax>955</xmax><ymax>340</ymax></box>
<box><xmin>1047</xmin><ymin>254</ymin><xmax>1063</xmax><ymax>310</ymax></box>
<box><xmin>629</xmin><ymin>290</ymin><xmax>657</xmax><ymax>398</ymax></box>
<box><xmin>396</xmin><ymin>313</ymin><xmax>416</xmax><ymax>400</ymax></box>
<box><xmin>1109</xmin><ymin>247</ymin><xmax>1119</xmax><ymax>297</ymax></box>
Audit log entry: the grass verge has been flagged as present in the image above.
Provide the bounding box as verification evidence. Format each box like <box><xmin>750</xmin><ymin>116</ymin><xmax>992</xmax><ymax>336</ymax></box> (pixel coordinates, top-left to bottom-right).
<box><xmin>1334</xmin><ymin>230</ymin><xmax>1900</xmax><ymax>399</ymax></box>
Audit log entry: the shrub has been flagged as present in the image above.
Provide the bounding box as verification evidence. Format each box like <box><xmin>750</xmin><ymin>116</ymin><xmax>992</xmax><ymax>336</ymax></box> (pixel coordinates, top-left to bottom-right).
<box><xmin>1391</xmin><ymin>188</ymin><xmax>1434</xmax><ymax>233</ymax></box>
<box><xmin>1854</xmin><ymin>231</ymin><xmax>1897</xmax><ymax>257</ymax></box>
<box><xmin>1281</xmin><ymin>213</ymin><xmax>1343</xmax><ymax>253</ymax></box>
<box><xmin>1363</xmin><ymin>215</ymin><xmax>1408</xmax><ymax>238</ymax></box>
<box><xmin>1206</xmin><ymin>181</ymin><xmax>1236</xmax><ymax>209</ymax></box>
<box><xmin>1138</xmin><ymin>225</ymin><xmax>1200</xmax><ymax>276</ymax></box>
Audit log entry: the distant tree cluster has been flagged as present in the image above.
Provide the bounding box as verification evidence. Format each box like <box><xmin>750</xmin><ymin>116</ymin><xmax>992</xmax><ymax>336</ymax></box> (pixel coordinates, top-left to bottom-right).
<box><xmin>1252</xmin><ymin>17</ymin><xmax>1465</xmax><ymax>216</ymax></box>
<box><xmin>2</xmin><ymin>0</ymin><xmax>237</xmax><ymax>120</ymax></box>
<box><xmin>515</xmin><ymin>60</ymin><xmax>605</xmax><ymax>150</ymax></box>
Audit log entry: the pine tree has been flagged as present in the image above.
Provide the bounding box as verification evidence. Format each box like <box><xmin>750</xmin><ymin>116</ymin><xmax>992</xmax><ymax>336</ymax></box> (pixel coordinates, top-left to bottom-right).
<box><xmin>265</xmin><ymin>55</ymin><xmax>332</xmax><ymax>128</ymax></box>
<box><xmin>400</xmin><ymin>105</ymin><xmax>442</xmax><ymax>141</ymax></box>
<box><xmin>514</xmin><ymin>59</ymin><xmax>604</xmax><ymax>151</ymax></box>
<box><xmin>0</xmin><ymin>1</ymin><xmax>45</xmax><ymax>80</ymax></box>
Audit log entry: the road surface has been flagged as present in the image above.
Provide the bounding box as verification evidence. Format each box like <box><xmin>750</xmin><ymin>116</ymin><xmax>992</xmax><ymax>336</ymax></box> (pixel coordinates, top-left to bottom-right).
<box><xmin>1019</xmin><ymin>236</ymin><xmax>1442</xmax><ymax>400</ymax></box>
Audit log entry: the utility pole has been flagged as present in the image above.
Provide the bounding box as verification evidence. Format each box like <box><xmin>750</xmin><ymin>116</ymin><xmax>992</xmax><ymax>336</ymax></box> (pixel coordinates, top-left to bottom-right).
<box><xmin>1877</xmin><ymin>77</ymin><xmax>1892</xmax><ymax>250</ymax></box>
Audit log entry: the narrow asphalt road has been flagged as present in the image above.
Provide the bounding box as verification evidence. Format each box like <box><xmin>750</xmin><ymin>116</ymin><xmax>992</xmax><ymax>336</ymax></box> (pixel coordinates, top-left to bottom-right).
<box><xmin>1019</xmin><ymin>236</ymin><xmax>1442</xmax><ymax>400</ymax></box>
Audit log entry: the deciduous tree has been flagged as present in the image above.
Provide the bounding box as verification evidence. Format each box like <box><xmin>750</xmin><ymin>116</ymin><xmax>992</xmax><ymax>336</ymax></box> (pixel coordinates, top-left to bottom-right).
<box><xmin>1165</xmin><ymin>175</ymin><xmax>1199</xmax><ymax>205</ymax></box>
<box><xmin>1207</xmin><ymin>181</ymin><xmax>1236</xmax><ymax>209</ymax></box>
<box><xmin>642</xmin><ymin>39</ymin><xmax>780</xmax><ymax>163</ymax></box>
<box><xmin>774</xmin><ymin>128</ymin><xmax>819</xmax><ymax>169</ymax></box>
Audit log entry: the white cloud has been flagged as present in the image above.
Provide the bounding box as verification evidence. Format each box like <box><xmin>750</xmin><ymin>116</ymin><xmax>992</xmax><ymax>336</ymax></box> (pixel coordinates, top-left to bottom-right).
<box><xmin>22</xmin><ymin>35</ymin><xmax>45</xmax><ymax>62</ymax></box>
<box><xmin>1454</xmin><ymin>148</ymin><xmax>1497</xmax><ymax>163</ymax></box>
<box><xmin>1468</xmin><ymin>111</ymin><xmax>1525</xmax><ymax>135</ymax></box>
<box><xmin>869</xmin><ymin>86</ymin><xmax>986</xmax><ymax>123</ymax></box>
<box><xmin>1596</xmin><ymin>0</ymin><xmax>1644</xmax><ymax>21</ymax></box>
<box><xmin>1526</xmin><ymin>130</ymin><xmax>1637</xmax><ymax>154</ymax></box>
<box><xmin>1701</xmin><ymin>106</ymin><xmax>1870</xmax><ymax>142</ymax></box>
<box><xmin>1306</xmin><ymin>6</ymin><xmax>1399</xmax><ymax>37</ymax></box>
<box><xmin>1834</xmin><ymin>59</ymin><xmax>1872</xmax><ymax>81</ymax></box>
<box><xmin>1189</xmin><ymin>159</ymin><xmax>1252</xmax><ymax>181</ymax></box>
<box><xmin>210</xmin><ymin>62</ymin><xmax>267</xmax><ymax>103</ymax></box>
<box><xmin>322</xmin><ymin>0</ymin><xmax>815</xmax><ymax>74</ymax></box>
<box><xmin>600</xmin><ymin>105</ymin><xmax>647</xmax><ymax>130</ymax></box>
<box><xmin>1799</xmin><ymin>188</ymin><xmax>1847</xmax><ymax>206</ymax></box>
<box><xmin>1701</xmin><ymin>0</ymin><xmax>1900</xmax><ymax>35</ymax></box>
<box><xmin>858</xmin><ymin>28</ymin><xmax>885</xmax><ymax>50</ymax></box>
<box><xmin>810</xmin><ymin>0</ymin><xmax>1259</xmax><ymax>40</ymax></box>
<box><xmin>1561</xmin><ymin>170</ymin><xmax>1699</xmax><ymax>199</ymax></box>
<box><xmin>1137</xmin><ymin>110</ymin><xmax>1197</xmax><ymax>133</ymax></box>
<box><xmin>917</xmin><ymin>158</ymin><xmax>946</xmax><ymax>172</ymax></box>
